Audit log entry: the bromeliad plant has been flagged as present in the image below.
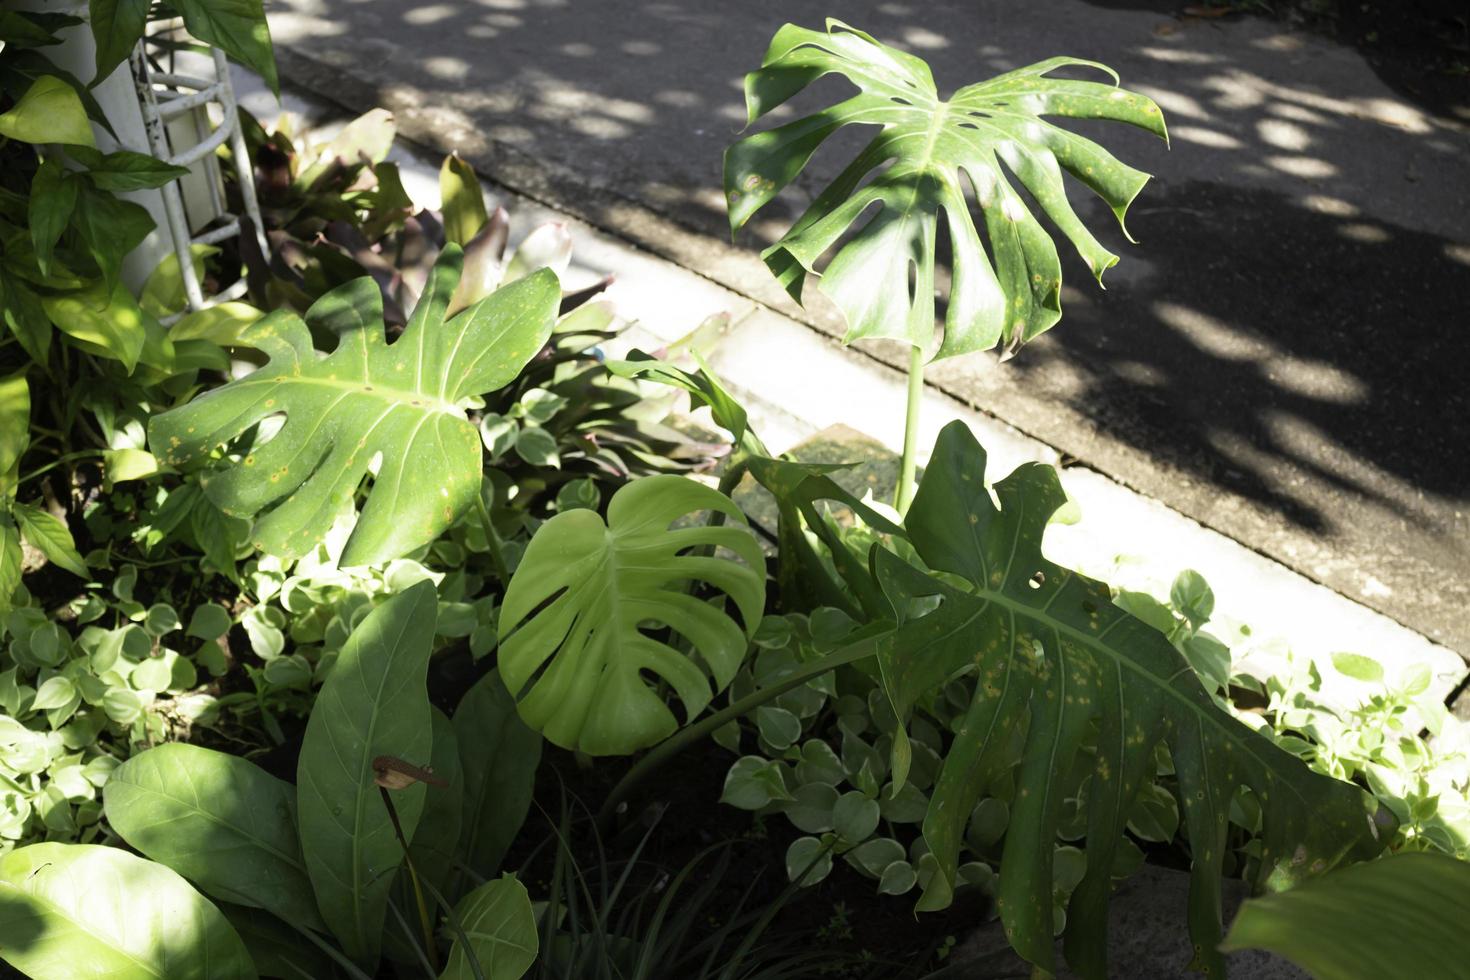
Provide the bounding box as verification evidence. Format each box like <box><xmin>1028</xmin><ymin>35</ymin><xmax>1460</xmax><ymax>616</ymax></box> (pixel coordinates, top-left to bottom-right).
<box><xmin>0</xmin><ymin>583</ymin><xmax>543</xmax><ymax>978</ymax></box>
<box><xmin>724</xmin><ymin>20</ymin><xmax>1168</xmax><ymax>510</ymax></box>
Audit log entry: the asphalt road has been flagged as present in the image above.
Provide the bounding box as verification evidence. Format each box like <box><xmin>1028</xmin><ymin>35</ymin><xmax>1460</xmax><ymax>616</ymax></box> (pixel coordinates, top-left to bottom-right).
<box><xmin>267</xmin><ymin>0</ymin><xmax>1470</xmax><ymax>655</ymax></box>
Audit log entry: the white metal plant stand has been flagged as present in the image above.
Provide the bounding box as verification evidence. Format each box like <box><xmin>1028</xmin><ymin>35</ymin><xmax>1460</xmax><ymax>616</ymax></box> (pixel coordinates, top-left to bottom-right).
<box><xmin>127</xmin><ymin>43</ymin><xmax>269</xmax><ymax>320</ymax></box>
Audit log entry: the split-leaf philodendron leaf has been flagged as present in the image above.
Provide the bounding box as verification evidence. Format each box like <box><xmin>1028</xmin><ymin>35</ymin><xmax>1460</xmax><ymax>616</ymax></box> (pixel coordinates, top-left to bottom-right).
<box><xmin>148</xmin><ymin>247</ymin><xmax>559</xmax><ymax>566</ymax></box>
<box><xmin>725</xmin><ymin>20</ymin><xmax>1167</xmax><ymax>358</ymax></box>
<box><xmin>499</xmin><ymin>475</ymin><xmax>765</xmax><ymax>755</ymax></box>
<box><xmin>873</xmin><ymin>422</ymin><xmax>1391</xmax><ymax>978</ymax></box>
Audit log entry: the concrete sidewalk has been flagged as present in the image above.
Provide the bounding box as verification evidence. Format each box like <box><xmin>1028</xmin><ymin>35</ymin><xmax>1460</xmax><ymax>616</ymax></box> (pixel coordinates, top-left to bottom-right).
<box><xmin>265</xmin><ymin>0</ymin><xmax>1470</xmax><ymax>655</ymax></box>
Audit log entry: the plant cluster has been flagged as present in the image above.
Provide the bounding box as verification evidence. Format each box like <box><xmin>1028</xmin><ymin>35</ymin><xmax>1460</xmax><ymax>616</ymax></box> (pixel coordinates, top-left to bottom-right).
<box><xmin>0</xmin><ymin>12</ymin><xmax>1464</xmax><ymax>980</ymax></box>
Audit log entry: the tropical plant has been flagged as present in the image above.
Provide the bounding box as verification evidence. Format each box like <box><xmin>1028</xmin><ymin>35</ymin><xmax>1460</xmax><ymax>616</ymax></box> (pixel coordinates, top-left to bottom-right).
<box><xmin>589</xmin><ymin>358</ymin><xmax>1390</xmax><ymax>979</ymax></box>
<box><xmin>147</xmin><ymin>248</ymin><xmax>561</xmax><ymax>566</ymax></box>
<box><xmin>498</xmin><ymin>474</ymin><xmax>766</xmax><ymax>755</ymax></box>
<box><xmin>0</xmin><ymin>583</ymin><xmax>544</xmax><ymax>978</ymax></box>
<box><xmin>1221</xmin><ymin>851</ymin><xmax>1470</xmax><ymax>978</ymax></box>
<box><xmin>725</xmin><ymin>20</ymin><xmax>1168</xmax><ymax>509</ymax></box>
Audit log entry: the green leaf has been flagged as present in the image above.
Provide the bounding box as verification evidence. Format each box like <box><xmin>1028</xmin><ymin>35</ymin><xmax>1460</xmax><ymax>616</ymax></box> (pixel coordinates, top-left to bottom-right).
<box><xmin>88</xmin><ymin>0</ymin><xmax>150</xmax><ymax>83</ymax></box>
<box><xmin>0</xmin><ymin>522</ymin><xmax>20</xmax><ymax>611</ymax></box>
<box><xmin>1221</xmin><ymin>852</ymin><xmax>1470</xmax><ymax>978</ymax></box>
<box><xmin>2</xmin><ymin>278</ymin><xmax>53</xmax><ymax>364</ymax></box>
<box><xmin>1331</xmin><ymin>652</ymin><xmax>1384</xmax><ymax>684</ymax></box>
<box><xmin>452</xmin><ymin>670</ymin><xmax>541</xmax><ymax>891</ymax></box>
<box><xmin>726</xmin><ymin>22</ymin><xmax>1166</xmax><ymax>358</ymax></box>
<box><xmin>12</xmin><ymin>502</ymin><xmax>88</xmax><ymax>578</ymax></box>
<box><xmin>140</xmin><ymin>244</ymin><xmax>219</xmax><ymax>318</ymax></box>
<box><xmin>0</xmin><ymin>842</ymin><xmax>256</xmax><ymax>979</ymax></box>
<box><xmin>172</xmin><ymin>0</ymin><xmax>278</xmax><ymax>95</ymax></box>
<box><xmin>0</xmin><ymin>75</ymin><xmax>95</xmax><ymax>147</ymax></box>
<box><xmin>512</xmin><ymin>425</ymin><xmax>559</xmax><ymax>468</ymax></box>
<box><xmin>81</xmin><ymin>150</ymin><xmax>190</xmax><ymax>192</ymax></box>
<box><xmin>404</xmin><ymin>708</ymin><xmax>462</xmax><ymax>892</ymax></box>
<box><xmin>186</xmin><ymin>603</ymin><xmax>233</xmax><ymax>641</ymax></box>
<box><xmin>296</xmin><ymin>581</ymin><xmax>437</xmax><ymax>969</ymax></box>
<box><xmin>29</xmin><ymin>158</ymin><xmax>77</xmax><ymax>275</ymax></box>
<box><xmin>31</xmin><ymin>676</ymin><xmax>76</xmax><ymax>711</ymax></box>
<box><xmin>875</xmin><ymin>422</ymin><xmax>1390</xmax><ymax>978</ymax></box>
<box><xmin>147</xmin><ymin>250</ymin><xmax>560</xmax><ymax>565</ymax></box>
<box><xmin>73</xmin><ymin>180</ymin><xmax>155</xmax><ymax>292</ymax></box>
<box><xmin>832</xmin><ymin>790</ymin><xmax>879</xmax><ymax>843</ymax></box>
<box><xmin>1169</xmin><ymin>569</ymin><xmax>1214</xmax><ymax>630</ymax></box>
<box><xmin>441</xmin><ymin>154</ymin><xmax>488</xmax><ymax>246</ymax></box>
<box><xmin>606</xmin><ymin>350</ymin><xmax>754</xmax><ymax>452</ymax></box>
<box><xmin>784</xmin><ymin>782</ymin><xmax>839</xmax><ymax>833</ymax></box>
<box><xmin>103</xmin><ymin>743</ymin><xmax>325</xmax><ymax>930</ymax></box>
<box><xmin>499</xmin><ymin>475</ymin><xmax>765</xmax><ymax>755</ymax></box>
<box><xmin>104</xmin><ymin>448</ymin><xmax>160</xmax><ymax>483</ymax></box>
<box><xmin>785</xmin><ymin>837</ymin><xmax>832</xmax><ymax>885</ymax></box>
<box><xmin>439</xmin><ymin>874</ymin><xmax>538</xmax><ymax>980</ymax></box>
<box><xmin>0</xmin><ymin>370</ymin><xmax>30</xmax><ymax>499</ymax></box>
<box><xmin>189</xmin><ymin>493</ymin><xmax>240</xmax><ymax>580</ymax></box>
<box><xmin>720</xmin><ymin>756</ymin><xmax>792</xmax><ymax>810</ymax></box>
<box><xmin>41</xmin><ymin>281</ymin><xmax>150</xmax><ymax>372</ymax></box>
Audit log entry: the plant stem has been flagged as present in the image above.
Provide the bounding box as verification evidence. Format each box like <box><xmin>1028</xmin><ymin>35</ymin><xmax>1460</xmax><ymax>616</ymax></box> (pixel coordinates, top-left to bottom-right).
<box><xmin>895</xmin><ymin>344</ymin><xmax>925</xmax><ymax>514</ymax></box>
<box><xmin>473</xmin><ymin>486</ymin><xmax>509</xmax><ymax>582</ymax></box>
<box><xmin>597</xmin><ymin>630</ymin><xmax>885</xmax><ymax>827</ymax></box>
<box><xmin>379</xmin><ymin>786</ymin><xmax>440</xmax><ymax>971</ymax></box>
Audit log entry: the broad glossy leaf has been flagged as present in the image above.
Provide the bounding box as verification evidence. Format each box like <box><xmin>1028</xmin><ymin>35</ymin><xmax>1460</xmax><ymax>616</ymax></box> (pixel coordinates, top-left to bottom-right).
<box><xmin>72</xmin><ymin>183</ymin><xmax>155</xmax><ymax>293</ymax></box>
<box><xmin>103</xmin><ymin>743</ymin><xmax>324</xmax><ymax>930</ymax></box>
<box><xmin>76</xmin><ymin>149</ymin><xmax>190</xmax><ymax>192</ymax></box>
<box><xmin>452</xmin><ymin>669</ymin><xmax>541</xmax><ymax>892</ymax></box>
<box><xmin>42</xmin><ymin>281</ymin><xmax>149</xmax><ymax>372</ymax></box>
<box><xmin>0</xmin><ymin>842</ymin><xmax>255</xmax><ymax>979</ymax></box>
<box><xmin>0</xmin><ymin>75</ymin><xmax>94</xmax><ymax>147</ymax></box>
<box><xmin>499</xmin><ymin>475</ymin><xmax>765</xmax><ymax>755</ymax></box>
<box><xmin>12</xmin><ymin>502</ymin><xmax>87</xmax><ymax>577</ymax></box>
<box><xmin>439</xmin><ymin>875</ymin><xmax>538</xmax><ymax>980</ymax></box>
<box><xmin>148</xmin><ymin>249</ymin><xmax>560</xmax><ymax>565</ymax></box>
<box><xmin>297</xmin><ymin>581</ymin><xmax>437</xmax><ymax>968</ymax></box>
<box><xmin>876</xmin><ymin>422</ymin><xmax>1389</xmax><ymax>977</ymax></box>
<box><xmin>0</xmin><ymin>370</ymin><xmax>29</xmax><ymax>498</ymax></box>
<box><xmin>726</xmin><ymin>21</ymin><xmax>1166</xmax><ymax>358</ymax></box>
<box><xmin>2</xmin><ymin>277</ymin><xmax>53</xmax><ymax>363</ymax></box>
<box><xmin>172</xmin><ymin>0</ymin><xmax>277</xmax><ymax>95</ymax></box>
<box><xmin>441</xmin><ymin>154</ymin><xmax>488</xmax><ymax>246</ymax></box>
<box><xmin>88</xmin><ymin>0</ymin><xmax>150</xmax><ymax>83</ymax></box>
<box><xmin>0</xmin><ymin>521</ymin><xmax>20</xmax><ymax>610</ymax></box>
<box><xmin>29</xmin><ymin>158</ymin><xmax>76</xmax><ymax>275</ymax></box>
<box><xmin>1221</xmin><ymin>852</ymin><xmax>1470</xmax><ymax>978</ymax></box>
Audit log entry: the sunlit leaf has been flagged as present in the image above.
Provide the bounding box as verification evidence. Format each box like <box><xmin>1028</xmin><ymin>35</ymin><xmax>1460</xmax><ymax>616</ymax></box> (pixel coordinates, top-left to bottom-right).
<box><xmin>104</xmin><ymin>743</ymin><xmax>325</xmax><ymax>930</ymax></box>
<box><xmin>726</xmin><ymin>21</ymin><xmax>1166</xmax><ymax>358</ymax></box>
<box><xmin>0</xmin><ymin>842</ymin><xmax>255</xmax><ymax>979</ymax></box>
<box><xmin>0</xmin><ymin>75</ymin><xmax>95</xmax><ymax>146</ymax></box>
<box><xmin>148</xmin><ymin>249</ymin><xmax>560</xmax><ymax>565</ymax></box>
<box><xmin>1222</xmin><ymin>852</ymin><xmax>1470</xmax><ymax>979</ymax></box>
<box><xmin>874</xmin><ymin>422</ymin><xmax>1391</xmax><ymax>977</ymax></box>
<box><xmin>499</xmin><ymin>476</ymin><xmax>765</xmax><ymax>755</ymax></box>
<box><xmin>297</xmin><ymin>581</ymin><xmax>437</xmax><ymax>969</ymax></box>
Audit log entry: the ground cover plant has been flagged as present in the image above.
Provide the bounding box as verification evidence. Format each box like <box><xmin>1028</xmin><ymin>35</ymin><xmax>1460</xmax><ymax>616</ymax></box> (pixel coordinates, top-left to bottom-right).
<box><xmin>0</xmin><ymin>9</ymin><xmax>1465</xmax><ymax>980</ymax></box>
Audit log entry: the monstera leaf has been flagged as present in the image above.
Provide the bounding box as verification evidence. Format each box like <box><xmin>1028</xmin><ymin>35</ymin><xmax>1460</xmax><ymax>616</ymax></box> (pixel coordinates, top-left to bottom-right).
<box><xmin>498</xmin><ymin>475</ymin><xmax>765</xmax><ymax>755</ymax></box>
<box><xmin>149</xmin><ymin>247</ymin><xmax>559</xmax><ymax>565</ymax></box>
<box><xmin>726</xmin><ymin>20</ymin><xmax>1167</xmax><ymax>358</ymax></box>
<box><xmin>871</xmin><ymin>422</ymin><xmax>1390</xmax><ymax>978</ymax></box>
